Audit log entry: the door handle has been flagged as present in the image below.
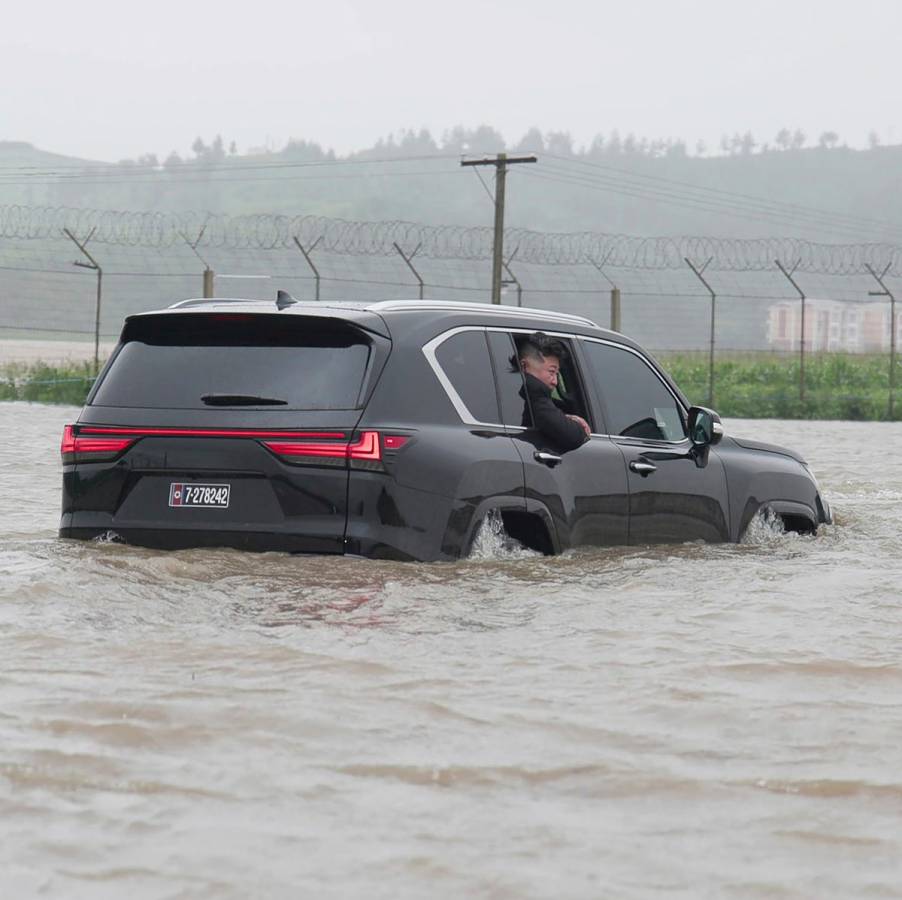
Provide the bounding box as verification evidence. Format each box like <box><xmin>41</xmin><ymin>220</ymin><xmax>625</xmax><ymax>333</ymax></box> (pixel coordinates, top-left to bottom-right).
<box><xmin>534</xmin><ymin>451</ymin><xmax>563</xmax><ymax>467</ymax></box>
<box><xmin>629</xmin><ymin>460</ymin><xmax>657</xmax><ymax>476</ymax></box>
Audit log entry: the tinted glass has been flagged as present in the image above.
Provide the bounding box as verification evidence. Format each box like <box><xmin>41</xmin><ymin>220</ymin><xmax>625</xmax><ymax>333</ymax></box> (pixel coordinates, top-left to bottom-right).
<box><xmin>486</xmin><ymin>331</ymin><xmax>532</xmax><ymax>427</ymax></box>
<box><xmin>91</xmin><ymin>313</ymin><xmax>371</xmax><ymax>410</ymax></box>
<box><xmin>434</xmin><ymin>330</ymin><xmax>499</xmax><ymax>423</ymax></box>
<box><xmin>582</xmin><ymin>341</ymin><xmax>685</xmax><ymax>441</ymax></box>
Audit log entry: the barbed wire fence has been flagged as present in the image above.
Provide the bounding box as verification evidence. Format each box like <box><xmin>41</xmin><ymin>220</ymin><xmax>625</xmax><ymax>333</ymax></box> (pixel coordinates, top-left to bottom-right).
<box><xmin>1</xmin><ymin>204</ymin><xmax>899</xmax><ymax>415</ymax></box>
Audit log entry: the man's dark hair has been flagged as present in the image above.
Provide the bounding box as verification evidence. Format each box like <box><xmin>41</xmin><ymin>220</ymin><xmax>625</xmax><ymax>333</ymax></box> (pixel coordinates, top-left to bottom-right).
<box><xmin>510</xmin><ymin>332</ymin><xmax>568</xmax><ymax>373</ymax></box>
<box><xmin>520</xmin><ymin>332</ymin><xmax>568</xmax><ymax>362</ymax></box>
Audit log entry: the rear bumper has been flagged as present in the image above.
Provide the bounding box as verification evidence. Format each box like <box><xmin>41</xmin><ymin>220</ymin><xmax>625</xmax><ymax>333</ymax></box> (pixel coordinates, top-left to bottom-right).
<box><xmin>59</xmin><ymin>524</ymin><xmax>343</xmax><ymax>554</ymax></box>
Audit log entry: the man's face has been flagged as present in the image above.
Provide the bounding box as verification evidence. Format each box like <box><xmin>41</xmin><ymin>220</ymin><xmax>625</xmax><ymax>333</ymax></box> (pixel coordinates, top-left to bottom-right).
<box><xmin>522</xmin><ymin>353</ymin><xmax>560</xmax><ymax>390</ymax></box>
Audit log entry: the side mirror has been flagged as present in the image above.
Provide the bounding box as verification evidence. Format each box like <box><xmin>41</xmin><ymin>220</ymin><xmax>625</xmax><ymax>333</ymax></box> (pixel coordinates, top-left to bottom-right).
<box><xmin>687</xmin><ymin>406</ymin><xmax>724</xmax><ymax>447</ymax></box>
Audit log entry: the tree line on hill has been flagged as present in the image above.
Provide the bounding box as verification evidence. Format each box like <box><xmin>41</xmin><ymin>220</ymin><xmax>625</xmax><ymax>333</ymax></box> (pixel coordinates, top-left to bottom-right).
<box><xmin>1</xmin><ymin>126</ymin><xmax>900</xmax><ymax>242</ymax></box>
<box><xmin>119</xmin><ymin>123</ymin><xmax>876</xmax><ymax>170</ymax></box>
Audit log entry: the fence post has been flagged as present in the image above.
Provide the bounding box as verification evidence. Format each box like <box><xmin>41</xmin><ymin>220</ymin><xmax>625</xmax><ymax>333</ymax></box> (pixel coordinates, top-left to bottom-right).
<box><xmin>62</xmin><ymin>227</ymin><xmax>103</xmax><ymax>373</ymax></box>
<box><xmin>586</xmin><ymin>253</ymin><xmax>621</xmax><ymax>331</ymax></box>
<box><xmin>610</xmin><ymin>287</ymin><xmax>621</xmax><ymax>332</ymax></box>
<box><xmin>685</xmin><ymin>257</ymin><xmax>717</xmax><ymax>407</ymax></box>
<box><xmin>202</xmin><ymin>268</ymin><xmax>214</xmax><ymax>298</ymax></box>
<box><xmin>775</xmin><ymin>259</ymin><xmax>807</xmax><ymax>402</ymax></box>
<box><xmin>866</xmin><ymin>262</ymin><xmax>897</xmax><ymax>419</ymax></box>
<box><xmin>293</xmin><ymin>236</ymin><xmax>323</xmax><ymax>301</ymax></box>
<box><xmin>180</xmin><ymin>222</ymin><xmax>213</xmax><ymax>299</ymax></box>
<box><xmin>500</xmin><ymin>246</ymin><xmax>522</xmax><ymax>306</ymax></box>
<box><xmin>392</xmin><ymin>242</ymin><xmax>424</xmax><ymax>300</ymax></box>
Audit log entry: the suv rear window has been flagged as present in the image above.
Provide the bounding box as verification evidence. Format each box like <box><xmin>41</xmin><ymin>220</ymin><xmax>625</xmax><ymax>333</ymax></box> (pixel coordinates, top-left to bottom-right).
<box><xmin>91</xmin><ymin>313</ymin><xmax>372</xmax><ymax>410</ymax></box>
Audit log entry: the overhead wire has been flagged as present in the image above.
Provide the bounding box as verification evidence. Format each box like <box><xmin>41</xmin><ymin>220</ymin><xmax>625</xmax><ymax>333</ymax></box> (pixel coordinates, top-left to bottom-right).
<box><xmin>0</xmin><ymin>152</ymin><xmax>461</xmax><ymax>176</ymax></box>
<box><xmin>521</xmin><ymin>163</ymin><xmax>902</xmax><ymax>244</ymax></box>
<box><xmin>540</xmin><ymin>153</ymin><xmax>902</xmax><ymax>242</ymax></box>
<box><xmin>0</xmin><ymin>167</ymin><xmax>472</xmax><ymax>189</ymax></box>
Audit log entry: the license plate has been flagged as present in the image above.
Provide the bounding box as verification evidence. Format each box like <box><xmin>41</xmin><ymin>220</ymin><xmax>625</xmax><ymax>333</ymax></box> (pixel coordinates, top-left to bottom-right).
<box><xmin>169</xmin><ymin>483</ymin><xmax>231</xmax><ymax>508</ymax></box>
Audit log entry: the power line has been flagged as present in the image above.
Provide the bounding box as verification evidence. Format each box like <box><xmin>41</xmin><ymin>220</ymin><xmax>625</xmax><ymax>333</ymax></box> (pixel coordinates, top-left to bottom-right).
<box><xmin>0</xmin><ymin>168</ymin><xmax>472</xmax><ymax>189</ymax></box>
<box><xmin>0</xmin><ymin>152</ymin><xmax>461</xmax><ymax>176</ymax></box>
<box><xmin>542</xmin><ymin>153</ymin><xmax>902</xmax><ymax>241</ymax></box>
<box><xmin>522</xmin><ymin>164</ymin><xmax>902</xmax><ymax>244</ymax></box>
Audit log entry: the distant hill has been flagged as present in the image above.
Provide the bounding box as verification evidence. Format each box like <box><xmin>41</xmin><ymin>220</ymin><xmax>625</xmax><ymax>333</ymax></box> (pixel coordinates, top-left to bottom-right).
<box><xmin>2</xmin><ymin>133</ymin><xmax>901</xmax><ymax>244</ymax></box>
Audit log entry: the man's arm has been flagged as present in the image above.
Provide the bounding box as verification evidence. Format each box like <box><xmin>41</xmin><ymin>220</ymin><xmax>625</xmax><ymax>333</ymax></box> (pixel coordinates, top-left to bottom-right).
<box><xmin>524</xmin><ymin>375</ymin><xmax>588</xmax><ymax>451</ymax></box>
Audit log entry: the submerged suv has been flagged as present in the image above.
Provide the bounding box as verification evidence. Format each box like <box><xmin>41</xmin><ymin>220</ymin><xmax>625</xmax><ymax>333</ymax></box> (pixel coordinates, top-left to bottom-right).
<box><xmin>60</xmin><ymin>298</ymin><xmax>831</xmax><ymax>560</ymax></box>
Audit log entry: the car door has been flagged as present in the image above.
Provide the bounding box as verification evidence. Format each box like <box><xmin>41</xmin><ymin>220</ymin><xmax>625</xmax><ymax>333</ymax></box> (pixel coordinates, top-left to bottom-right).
<box><xmin>417</xmin><ymin>326</ymin><xmax>537</xmax><ymax>554</ymax></box>
<box><xmin>578</xmin><ymin>338</ymin><xmax>730</xmax><ymax>544</ymax></box>
<box><xmin>486</xmin><ymin>329</ymin><xmax>628</xmax><ymax>550</ymax></box>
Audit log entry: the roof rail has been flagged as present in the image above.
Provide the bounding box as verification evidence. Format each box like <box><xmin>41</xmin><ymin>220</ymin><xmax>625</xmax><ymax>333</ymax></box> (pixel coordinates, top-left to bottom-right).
<box><xmin>367</xmin><ymin>300</ymin><xmax>599</xmax><ymax>329</ymax></box>
<box><xmin>167</xmin><ymin>297</ymin><xmax>259</xmax><ymax>309</ymax></box>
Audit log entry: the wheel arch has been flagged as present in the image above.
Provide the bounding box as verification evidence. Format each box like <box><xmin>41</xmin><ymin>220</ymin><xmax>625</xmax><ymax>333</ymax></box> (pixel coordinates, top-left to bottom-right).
<box><xmin>460</xmin><ymin>496</ymin><xmax>560</xmax><ymax>557</ymax></box>
<box><xmin>748</xmin><ymin>499</ymin><xmax>818</xmax><ymax>536</ymax></box>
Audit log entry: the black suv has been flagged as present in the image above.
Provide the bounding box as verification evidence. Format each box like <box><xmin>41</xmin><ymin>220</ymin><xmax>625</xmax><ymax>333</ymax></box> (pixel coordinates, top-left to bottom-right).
<box><xmin>60</xmin><ymin>298</ymin><xmax>831</xmax><ymax>560</ymax></box>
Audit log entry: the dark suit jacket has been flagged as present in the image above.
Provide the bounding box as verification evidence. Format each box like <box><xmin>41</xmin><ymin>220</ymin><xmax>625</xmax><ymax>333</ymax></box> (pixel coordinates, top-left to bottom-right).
<box><xmin>521</xmin><ymin>373</ymin><xmax>588</xmax><ymax>451</ymax></box>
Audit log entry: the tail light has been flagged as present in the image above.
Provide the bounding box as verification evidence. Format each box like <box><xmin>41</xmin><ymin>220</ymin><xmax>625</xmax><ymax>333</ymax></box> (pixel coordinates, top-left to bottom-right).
<box><xmin>60</xmin><ymin>425</ymin><xmax>411</xmax><ymax>468</ymax></box>
<box><xmin>61</xmin><ymin>425</ymin><xmax>136</xmax><ymax>464</ymax></box>
<box><xmin>262</xmin><ymin>431</ymin><xmax>410</xmax><ymax>468</ymax></box>
<box><xmin>262</xmin><ymin>430</ymin><xmax>383</xmax><ymax>466</ymax></box>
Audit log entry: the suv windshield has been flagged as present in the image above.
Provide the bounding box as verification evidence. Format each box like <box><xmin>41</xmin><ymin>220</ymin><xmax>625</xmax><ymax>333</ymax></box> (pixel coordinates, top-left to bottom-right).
<box><xmin>91</xmin><ymin>313</ymin><xmax>371</xmax><ymax>410</ymax></box>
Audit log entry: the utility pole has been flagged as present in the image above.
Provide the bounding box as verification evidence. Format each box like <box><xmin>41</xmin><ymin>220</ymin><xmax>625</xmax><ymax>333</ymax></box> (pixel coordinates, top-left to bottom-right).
<box><xmin>63</xmin><ymin>227</ymin><xmax>103</xmax><ymax>373</ymax></box>
<box><xmin>461</xmin><ymin>153</ymin><xmax>536</xmax><ymax>304</ymax></box>
<box><xmin>866</xmin><ymin>262</ymin><xmax>897</xmax><ymax>419</ymax></box>
<box><xmin>775</xmin><ymin>259</ymin><xmax>806</xmax><ymax>402</ymax></box>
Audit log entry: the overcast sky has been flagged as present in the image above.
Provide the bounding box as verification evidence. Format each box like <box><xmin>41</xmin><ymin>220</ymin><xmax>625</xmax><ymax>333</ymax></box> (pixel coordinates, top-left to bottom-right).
<box><xmin>4</xmin><ymin>0</ymin><xmax>899</xmax><ymax>161</ymax></box>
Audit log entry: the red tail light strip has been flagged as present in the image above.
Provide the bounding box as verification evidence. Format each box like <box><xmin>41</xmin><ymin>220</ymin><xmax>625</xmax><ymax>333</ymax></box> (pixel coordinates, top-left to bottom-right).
<box><xmin>77</xmin><ymin>426</ymin><xmax>346</xmax><ymax>439</ymax></box>
<box><xmin>262</xmin><ymin>431</ymin><xmax>381</xmax><ymax>461</ymax></box>
<box><xmin>62</xmin><ymin>426</ymin><xmax>393</xmax><ymax>463</ymax></box>
<box><xmin>61</xmin><ymin>425</ymin><xmax>136</xmax><ymax>458</ymax></box>
<box><xmin>76</xmin><ymin>437</ymin><xmax>137</xmax><ymax>454</ymax></box>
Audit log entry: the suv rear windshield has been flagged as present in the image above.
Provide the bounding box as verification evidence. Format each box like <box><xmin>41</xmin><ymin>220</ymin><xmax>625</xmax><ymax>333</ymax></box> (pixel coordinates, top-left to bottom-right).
<box><xmin>91</xmin><ymin>313</ymin><xmax>372</xmax><ymax>410</ymax></box>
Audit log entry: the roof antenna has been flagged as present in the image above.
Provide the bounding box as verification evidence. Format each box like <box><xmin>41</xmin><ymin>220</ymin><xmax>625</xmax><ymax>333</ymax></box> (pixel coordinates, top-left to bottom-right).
<box><xmin>276</xmin><ymin>290</ymin><xmax>297</xmax><ymax>310</ymax></box>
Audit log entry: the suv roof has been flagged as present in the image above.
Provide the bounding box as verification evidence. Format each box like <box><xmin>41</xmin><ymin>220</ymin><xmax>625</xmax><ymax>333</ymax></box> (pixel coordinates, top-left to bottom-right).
<box><xmin>164</xmin><ymin>297</ymin><xmax>600</xmax><ymax>330</ymax></box>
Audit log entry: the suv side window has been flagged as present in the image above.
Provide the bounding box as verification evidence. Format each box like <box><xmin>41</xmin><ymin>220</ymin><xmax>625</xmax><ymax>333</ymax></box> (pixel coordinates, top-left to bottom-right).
<box><xmin>582</xmin><ymin>341</ymin><xmax>685</xmax><ymax>441</ymax></box>
<box><xmin>433</xmin><ymin>329</ymin><xmax>500</xmax><ymax>423</ymax></box>
<box><xmin>486</xmin><ymin>330</ymin><xmax>531</xmax><ymax>428</ymax></box>
<box><xmin>511</xmin><ymin>332</ymin><xmax>591</xmax><ymax>428</ymax></box>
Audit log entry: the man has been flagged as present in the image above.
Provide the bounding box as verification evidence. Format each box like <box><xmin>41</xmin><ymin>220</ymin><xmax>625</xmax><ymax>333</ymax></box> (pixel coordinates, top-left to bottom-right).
<box><xmin>518</xmin><ymin>334</ymin><xmax>590</xmax><ymax>451</ymax></box>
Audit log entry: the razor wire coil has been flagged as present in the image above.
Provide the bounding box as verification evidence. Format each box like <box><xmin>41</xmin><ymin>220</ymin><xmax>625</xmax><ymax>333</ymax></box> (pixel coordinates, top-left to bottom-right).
<box><xmin>2</xmin><ymin>204</ymin><xmax>902</xmax><ymax>276</ymax></box>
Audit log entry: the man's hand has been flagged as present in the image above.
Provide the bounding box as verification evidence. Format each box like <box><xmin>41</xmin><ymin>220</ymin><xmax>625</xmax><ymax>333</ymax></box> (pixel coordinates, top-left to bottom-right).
<box><xmin>566</xmin><ymin>414</ymin><xmax>591</xmax><ymax>437</ymax></box>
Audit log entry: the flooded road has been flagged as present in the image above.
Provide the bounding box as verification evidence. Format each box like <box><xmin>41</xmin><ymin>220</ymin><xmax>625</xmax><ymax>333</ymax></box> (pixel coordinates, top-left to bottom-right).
<box><xmin>2</xmin><ymin>401</ymin><xmax>901</xmax><ymax>899</ymax></box>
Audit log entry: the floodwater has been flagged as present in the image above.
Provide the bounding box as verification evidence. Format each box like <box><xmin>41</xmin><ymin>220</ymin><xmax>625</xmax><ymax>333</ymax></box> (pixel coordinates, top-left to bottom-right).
<box><xmin>2</xmin><ymin>401</ymin><xmax>901</xmax><ymax>900</ymax></box>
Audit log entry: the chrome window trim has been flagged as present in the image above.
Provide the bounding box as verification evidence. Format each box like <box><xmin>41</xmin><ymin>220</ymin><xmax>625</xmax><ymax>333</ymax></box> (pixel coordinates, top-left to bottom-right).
<box><xmin>424</xmin><ymin>325</ymin><xmax>582</xmax><ymax>429</ymax></box>
<box><xmin>578</xmin><ymin>336</ymin><xmax>691</xmax><ymax>447</ymax></box>
<box><xmin>424</xmin><ymin>324</ymin><xmax>678</xmax><ymax>446</ymax></box>
<box><xmin>422</xmin><ymin>326</ymin><xmax>507</xmax><ymax>428</ymax></box>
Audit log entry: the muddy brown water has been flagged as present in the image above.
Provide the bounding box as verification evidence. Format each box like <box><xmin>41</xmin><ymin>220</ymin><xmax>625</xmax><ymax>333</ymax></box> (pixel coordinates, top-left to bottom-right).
<box><xmin>2</xmin><ymin>401</ymin><xmax>901</xmax><ymax>899</ymax></box>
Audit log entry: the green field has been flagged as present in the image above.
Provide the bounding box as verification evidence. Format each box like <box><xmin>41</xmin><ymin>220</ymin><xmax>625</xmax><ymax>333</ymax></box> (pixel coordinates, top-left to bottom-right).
<box><xmin>660</xmin><ymin>352</ymin><xmax>899</xmax><ymax>420</ymax></box>
<box><xmin>0</xmin><ymin>361</ymin><xmax>98</xmax><ymax>406</ymax></box>
<box><xmin>1</xmin><ymin>353</ymin><xmax>899</xmax><ymax>420</ymax></box>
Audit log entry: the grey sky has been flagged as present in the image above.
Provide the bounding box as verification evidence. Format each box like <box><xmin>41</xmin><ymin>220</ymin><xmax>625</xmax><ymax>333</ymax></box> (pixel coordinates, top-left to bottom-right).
<box><xmin>4</xmin><ymin>0</ymin><xmax>899</xmax><ymax>161</ymax></box>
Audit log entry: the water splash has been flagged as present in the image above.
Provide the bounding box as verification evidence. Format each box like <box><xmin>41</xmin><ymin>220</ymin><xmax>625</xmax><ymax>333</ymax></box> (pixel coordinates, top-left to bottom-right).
<box><xmin>740</xmin><ymin>506</ymin><xmax>789</xmax><ymax>545</ymax></box>
<box><xmin>467</xmin><ymin>509</ymin><xmax>540</xmax><ymax>561</ymax></box>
